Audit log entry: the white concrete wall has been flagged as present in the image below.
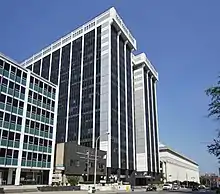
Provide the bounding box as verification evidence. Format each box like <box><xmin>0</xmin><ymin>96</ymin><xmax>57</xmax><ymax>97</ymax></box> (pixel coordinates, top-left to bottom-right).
<box><xmin>160</xmin><ymin>151</ymin><xmax>200</xmax><ymax>183</ymax></box>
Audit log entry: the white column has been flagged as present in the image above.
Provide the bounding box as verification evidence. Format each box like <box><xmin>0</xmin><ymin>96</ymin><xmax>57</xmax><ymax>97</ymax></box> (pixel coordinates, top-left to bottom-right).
<box><xmin>0</xmin><ymin>172</ymin><xmax>2</xmax><ymax>185</ymax></box>
<box><xmin>7</xmin><ymin>169</ymin><xmax>13</xmax><ymax>185</ymax></box>
<box><xmin>150</xmin><ymin>77</ymin><xmax>157</xmax><ymax>173</ymax></box>
<box><xmin>78</xmin><ymin>34</ymin><xmax>85</xmax><ymax>145</ymax></box>
<box><xmin>92</xmin><ymin>27</ymin><xmax>97</xmax><ymax>149</ymax></box>
<box><xmin>117</xmin><ymin>31</ymin><xmax>121</xmax><ymax>168</ymax></box>
<box><xmin>107</xmin><ymin>20</ymin><xmax>113</xmax><ymax>168</ymax></box>
<box><xmin>131</xmin><ymin>52</ymin><xmax>136</xmax><ymax>170</ymax></box>
<box><xmin>15</xmin><ymin>168</ymin><xmax>21</xmax><ymax>186</ymax></box>
<box><xmin>49</xmin><ymin>85</ymin><xmax>59</xmax><ymax>185</ymax></box>
<box><xmin>146</xmin><ymin>71</ymin><xmax>153</xmax><ymax>171</ymax></box>
<box><xmin>15</xmin><ymin>71</ymin><xmax>31</xmax><ymax>186</ymax></box>
<box><xmin>39</xmin><ymin>51</ymin><xmax>43</xmax><ymax>77</ymax></box>
<box><xmin>142</xmin><ymin>69</ymin><xmax>148</xmax><ymax>172</ymax></box>
<box><xmin>124</xmin><ymin>40</ymin><xmax>129</xmax><ymax>170</ymax></box>
<box><xmin>65</xmin><ymin>41</ymin><xmax>73</xmax><ymax>142</ymax></box>
<box><xmin>153</xmin><ymin>80</ymin><xmax>160</xmax><ymax>171</ymax></box>
<box><xmin>48</xmin><ymin>53</ymin><xmax>52</xmax><ymax>82</ymax></box>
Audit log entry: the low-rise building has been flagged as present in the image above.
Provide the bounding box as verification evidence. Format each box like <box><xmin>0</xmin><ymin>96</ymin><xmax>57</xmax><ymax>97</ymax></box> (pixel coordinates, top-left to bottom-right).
<box><xmin>54</xmin><ymin>142</ymin><xmax>106</xmax><ymax>183</ymax></box>
<box><xmin>159</xmin><ymin>143</ymin><xmax>200</xmax><ymax>183</ymax></box>
<box><xmin>0</xmin><ymin>53</ymin><xmax>58</xmax><ymax>185</ymax></box>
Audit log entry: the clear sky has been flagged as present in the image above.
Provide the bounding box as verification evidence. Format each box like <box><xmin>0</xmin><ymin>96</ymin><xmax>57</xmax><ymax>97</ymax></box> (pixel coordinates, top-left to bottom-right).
<box><xmin>0</xmin><ymin>0</ymin><xmax>219</xmax><ymax>173</ymax></box>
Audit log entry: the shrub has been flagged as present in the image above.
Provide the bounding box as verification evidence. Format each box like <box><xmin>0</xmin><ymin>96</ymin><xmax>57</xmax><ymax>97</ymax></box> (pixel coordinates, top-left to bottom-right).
<box><xmin>67</xmin><ymin>176</ymin><xmax>80</xmax><ymax>186</ymax></box>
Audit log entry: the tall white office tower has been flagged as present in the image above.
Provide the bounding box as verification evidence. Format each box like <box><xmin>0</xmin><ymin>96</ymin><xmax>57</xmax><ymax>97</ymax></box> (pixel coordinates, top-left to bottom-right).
<box><xmin>133</xmin><ymin>53</ymin><xmax>160</xmax><ymax>185</ymax></box>
<box><xmin>21</xmin><ymin>7</ymin><xmax>137</xmax><ymax>179</ymax></box>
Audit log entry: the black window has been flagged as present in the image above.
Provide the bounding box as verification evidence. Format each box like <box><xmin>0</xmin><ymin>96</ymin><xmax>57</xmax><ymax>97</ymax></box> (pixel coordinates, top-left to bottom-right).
<box><xmin>33</xmin><ymin>153</ymin><xmax>37</xmax><ymax>160</ymax></box>
<box><xmin>11</xmin><ymin>115</ymin><xmax>16</xmax><ymax>123</ymax></box>
<box><xmin>30</xmin><ymin>76</ymin><xmax>34</xmax><ymax>84</ymax></box>
<box><xmin>27</xmin><ymin>152</ymin><xmax>32</xmax><ymax>160</ymax></box>
<box><xmin>16</xmin><ymin>69</ymin><xmax>21</xmax><ymax>77</ymax></box>
<box><xmin>30</xmin><ymin>121</ymin><xmax>35</xmax><ymax>128</ymax></box>
<box><xmin>11</xmin><ymin>66</ymin><xmax>16</xmax><ymax>74</ymax></box>
<box><xmin>22</xmin><ymin>151</ymin><xmax>26</xmax><ymax>159</ymax></box>
<box><xmin>6</xmin><ymin>96</ymin><xmax>12</xmax><ymax>104</ymax></box>
<box><xmin>2</xmin><ymin>130</ymin><xmax>8</xmax><ymax>139</ymax></box>
<box><xmin>2</xmin><ymin>78</ymin><xmax>8</xmax><ymax>85</ymax></box>
<box><xmin>80</xmin><ymin>30</ymin><xmax>95</xmax><ymax>147</ymax></box>
<box><xmin>9</xmin><ymin>131</ymin><xmax>14</xmax><ymax>140</ymax></box>
<box><xmin>19</xmin><ymin>101</ymin><xmax>24</xmax><ymax>109</ymax></box>
<box><xmin>23</xmin><ymin>72</ymin><xmax>27</xmax><ymax>79</ymax></box>
<box><xmin>50</xmin><ymin>49</ymin><xmax>60</xmax><ymax>85</ymax></box>
<box><xmin>0</xmin><ymin>148</ymin><xmax>6</xmax><ymax>157</ymax></box>
<box><xmin>39</xmin><ymin>81</ymin><xmax>43</xmax><ymax>88</ymax></box>
<box><xmin>6</xmin><ymin>149</ymin><xmax>12</xmax><ymax>157</ymax></box>
<box><xmin>4</xmin><ymin>113</ymin><xmax>10</xmax><ymax>122</ymax></box>
<box><xmin>24</xmin><ymin>135</ymin><xmax>28</xmax><ymax>143</ymax></box>
<box><xmin>21</xmin><ymin>86</ymin><xmax>25</xmax><ymax>94</ymax></box>
<box><xmin>39</xmin><ymin>138</ymin><xmax>43</xmax><ymax>145</ymax></box>
<box><xmin>33</xmin><ymin>60</ymin><xmax>41</xmax><ymax>75</ymax></box>
<box><xmin>15</xmin><ymin>84</ymin><xmax>20</xmax><ymax>91</ymax></box>
<box><xmin>17</xmin><ymin>117</ymin><xmax>22</xmax><ymax>125</ymax></box>
<box><xmin>15</xmin><ymin>133</ymin><xmax>20</xmax><ymax>141</ymax></box>
<box><xmin>0</xmin><ymin>94</ymin><xmax>6</xmax><ymax>103</ymax></box>
<box><xmin>34</xmin><ymin>137</ymin><xmax>38</xmax><ymax>145</ymax></box>
<box><xmin>13</xmin><ymin>150</ymin><xmax>18</xmax><ymax>159</ymax></box>
<box><xmin>27</xmin><ymin>104</ymin><xmax>31</xmax><ymax>112</ymax></box>
<box><xmin>9</xmin><ymin>81</ymin><xmax>14</xmax><ymax>89</ymax></box>
<box><xmin>67</xmin><ymin>37</ymin><xmax>82</xmax><ymax>143</ymax></box>
<box><xmin>41</xmin><ymin>55</ymin><xmax>50</xmax><ymax>80</ymax></box>
<box><xmin>47</xmin><ymin>155</ymin><xmax>51</xmax><ymax>162</ymax></box>
<box><xmin>12</xmin><ymin>99</ymin><xmax>18</xmax><ymax>107</ymax></box>
<box><xmin>29</xmin><ymin>136</ymin><xmax>33</xmax><ymax>144</ymax></box>
<box><xmin>0</xmin><ymin>111</ymin><xmax>3</xmax><ymax>120</ymax></box>
<box><xmin>0</xmin><ymin>59</ymin><xmax>3</xmax><ymax>67</ymax></box>
<box><xmin>4</xmin><ymin>63</ymin><xmax>10</xmax><ymax>71</ymax></box>
<box><xmin>38</xmin><ymin>153</ymin><xmax>42</xmax><ymax>161</ymax></box>
<box><xmin>56</xmin><ymin>43</ymin><xmax>71</xmax><ymax>143</ymax></box>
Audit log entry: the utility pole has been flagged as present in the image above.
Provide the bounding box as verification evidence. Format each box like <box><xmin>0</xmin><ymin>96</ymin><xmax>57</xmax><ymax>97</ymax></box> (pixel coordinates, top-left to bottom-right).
<box><xmin>86</xmin><ymin>151</ymin><xmax>90</xmax><ymax>181</ymax></box>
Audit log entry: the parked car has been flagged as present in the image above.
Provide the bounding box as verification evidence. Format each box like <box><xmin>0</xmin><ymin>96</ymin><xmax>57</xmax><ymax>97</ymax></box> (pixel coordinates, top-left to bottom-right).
<box><xmin>146</xmin><ymin>185</ymin><xmax>157</xmax><ymax>191</ymax></box>
<box><xmin>163</xmin><ymin>183</ymin><xmax>172</xmax><ymax>190</ymax></box>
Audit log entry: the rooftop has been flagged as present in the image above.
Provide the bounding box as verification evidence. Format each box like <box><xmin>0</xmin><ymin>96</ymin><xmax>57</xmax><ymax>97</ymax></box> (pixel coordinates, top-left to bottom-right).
<box><xmin>21</xmin><ymin>7</ymin><xmax>137</xmax><ymax>67</ymax></box>
<box><xmin>0</xmin><ymin>53</ymin><xmax>57</xmax><ymax>88</ymax></box>
<box><xmin>159</xmin><ymin>143</ymin><xmax>198</xmax><ymax>166</ymax></box>
<box><xmin>132</xmin><ymin>53</ymin><xmax>159</xmax><ymax>80</ymax></box>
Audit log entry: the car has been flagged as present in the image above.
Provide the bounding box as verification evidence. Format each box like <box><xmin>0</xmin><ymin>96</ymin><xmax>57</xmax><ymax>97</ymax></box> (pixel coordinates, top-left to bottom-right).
<box><xmin>192</xmin><ymin>186</ymin><xmax>199</xmax><ymax>191</ymax></box>
<box><xmin>172</xmin><ymin>184</ymin><xmax>180</xmax><ymax>190</ymax></box>
<box><xmin>163</xmin><ymin>183</ymin><xmax>172</xmax><ymax>190</ymax></box>
<box><xmin>146</xmin><ymin>185</ymin><xmax>157</xmax><ymax>191</ymax></box>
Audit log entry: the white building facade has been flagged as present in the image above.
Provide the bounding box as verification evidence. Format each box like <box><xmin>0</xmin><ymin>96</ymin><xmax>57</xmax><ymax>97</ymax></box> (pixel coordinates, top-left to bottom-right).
<box><xmin>159</xmin><ymin>144</ymin><xmax>200</xmax><ymax>183</ymax></box>
<box><xmin>0</xmin><ymin>53</ymin><xmax>58</xmax><ymax>185</ymax></box>
<box><xmin>133</xmin><ymin>53</ymin><xmax>160</xmax><ymax>182</ymax></box>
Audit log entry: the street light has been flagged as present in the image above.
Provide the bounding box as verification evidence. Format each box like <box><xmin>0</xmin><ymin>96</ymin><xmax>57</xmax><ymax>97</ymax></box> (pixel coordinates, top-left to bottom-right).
<box><xmin>94</xmin><ymin>132</ymin><xmax>110</xmax><ymax>187</ymax></box>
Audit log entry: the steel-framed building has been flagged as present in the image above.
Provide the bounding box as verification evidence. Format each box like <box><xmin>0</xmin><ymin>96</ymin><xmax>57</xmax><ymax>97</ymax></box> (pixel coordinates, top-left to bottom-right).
<box><xmin>21</xmin><ymin>7</ymin><xmax>136</xmax><ymax>179</ymax></box>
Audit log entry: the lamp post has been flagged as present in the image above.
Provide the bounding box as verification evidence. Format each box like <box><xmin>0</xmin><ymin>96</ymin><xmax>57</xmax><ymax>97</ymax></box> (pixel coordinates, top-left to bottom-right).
<box><xmin>94</xmin><ymin>132</ymin><xmax>110</xmax><ymax>188</ymax></box>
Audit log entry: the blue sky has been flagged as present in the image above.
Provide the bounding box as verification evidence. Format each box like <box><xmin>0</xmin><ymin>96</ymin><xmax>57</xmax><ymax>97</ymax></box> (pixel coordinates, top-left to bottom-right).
<box><xmin>1</xmin><ymin>0</ymin><xmax>219</xmax><ymax>173</ymax></box>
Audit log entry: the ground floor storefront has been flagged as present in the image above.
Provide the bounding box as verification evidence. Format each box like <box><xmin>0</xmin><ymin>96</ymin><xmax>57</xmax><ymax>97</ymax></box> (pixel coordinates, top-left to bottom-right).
<box><xmin>0</xmin><ymin>167</ymin><xmax>50</xmax><ymax>185</ymax></box>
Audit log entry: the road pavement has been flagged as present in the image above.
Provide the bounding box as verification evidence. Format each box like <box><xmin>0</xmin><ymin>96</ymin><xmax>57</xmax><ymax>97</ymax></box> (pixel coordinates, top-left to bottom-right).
<box><xmin>25</xmin><ymin>188</ymin><xmax>215</xmax><ymax>194</ymax></box>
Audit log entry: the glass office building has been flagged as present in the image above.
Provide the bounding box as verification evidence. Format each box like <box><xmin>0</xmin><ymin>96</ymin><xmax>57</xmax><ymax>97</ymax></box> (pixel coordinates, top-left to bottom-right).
<box><xmin>21</xmin><ymin>7</ymin><xmax>137</xmax><ymax>179</ymax></box>
<box><xmin>0</xmin><ymin>53</ymin><xmax>58</xmax><ymax>185</ymax></box>
<box><xmin>133</xmin><ymin>53</ymin><xmax>160</xmax><ymax>184</ymax></box>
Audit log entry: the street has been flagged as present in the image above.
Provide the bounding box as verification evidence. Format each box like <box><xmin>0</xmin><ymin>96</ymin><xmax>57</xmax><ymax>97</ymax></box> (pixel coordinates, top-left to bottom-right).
<box><xmin>24</xmin><ymin>188</ymin><xmax>216</xmax><ymax>194</ymax></box>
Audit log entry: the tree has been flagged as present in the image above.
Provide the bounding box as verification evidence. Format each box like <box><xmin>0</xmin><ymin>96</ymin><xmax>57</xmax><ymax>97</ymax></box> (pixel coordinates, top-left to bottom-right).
<box><xmin>206</xmin><ymin>76</ymin><xmax>220</xmax><ymax>159</ymax></box>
